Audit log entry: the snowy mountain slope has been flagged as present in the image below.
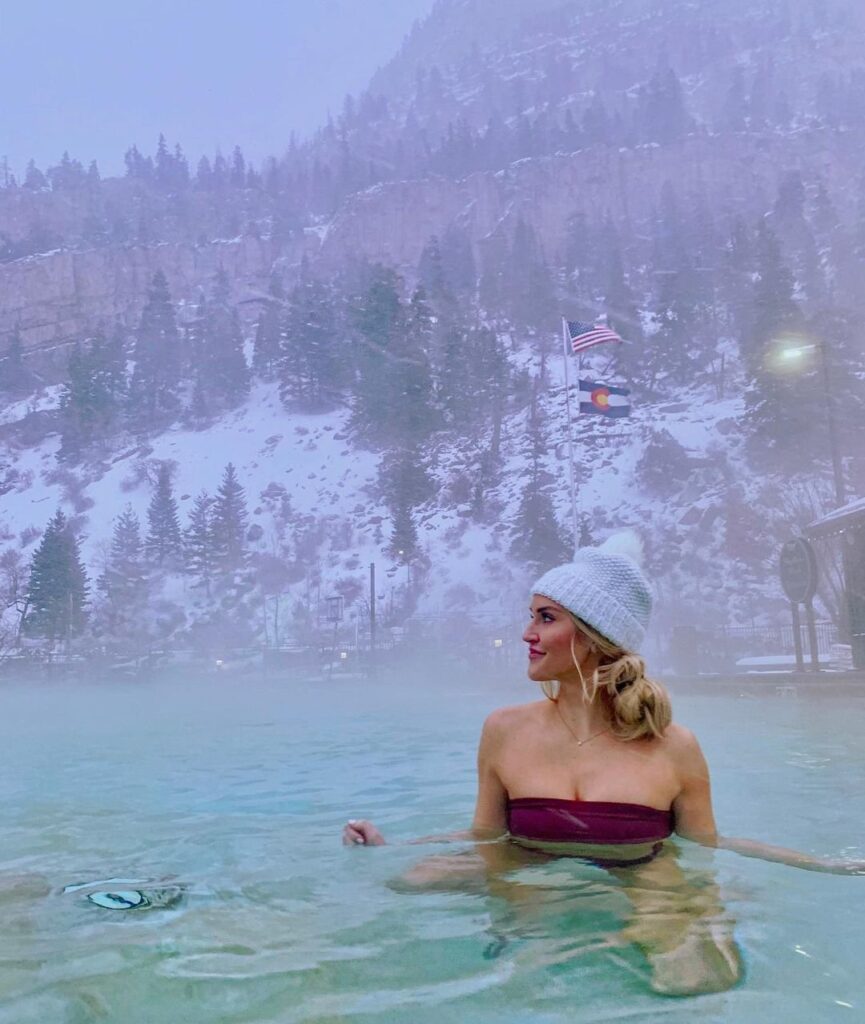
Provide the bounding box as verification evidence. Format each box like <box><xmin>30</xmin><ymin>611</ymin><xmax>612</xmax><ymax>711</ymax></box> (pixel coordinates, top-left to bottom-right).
<box><xmin>0</xmin><ymin>330</ymin><xmax>787</xmax><ymax>658</ymax></box>
<box><xmin>2</xmin><ymin>0</ymin><xmax>861</xmax><ymax>664</ymax></box>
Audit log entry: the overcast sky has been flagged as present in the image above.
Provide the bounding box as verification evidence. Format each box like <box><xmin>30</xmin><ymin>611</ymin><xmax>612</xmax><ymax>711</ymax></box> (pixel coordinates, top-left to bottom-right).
<box><xmin>0</xmin><ymin>0</ymin><xmax>435</xmax><ymax>178</ymax></box>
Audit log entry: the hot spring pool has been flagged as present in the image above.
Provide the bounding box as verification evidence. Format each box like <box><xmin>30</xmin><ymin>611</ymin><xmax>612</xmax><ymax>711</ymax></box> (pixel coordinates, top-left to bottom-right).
<box><xmin>0</xmin><ymin>673</ymin><xmax>862</xmax><ymax>1022</ymax></box>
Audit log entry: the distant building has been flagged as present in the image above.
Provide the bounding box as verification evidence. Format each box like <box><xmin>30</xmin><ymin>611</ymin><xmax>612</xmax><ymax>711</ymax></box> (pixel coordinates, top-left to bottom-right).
<box><xmin>807</xmin><ymin>497</ymin><xmax>865</xmax><ymax>670</ymax></box>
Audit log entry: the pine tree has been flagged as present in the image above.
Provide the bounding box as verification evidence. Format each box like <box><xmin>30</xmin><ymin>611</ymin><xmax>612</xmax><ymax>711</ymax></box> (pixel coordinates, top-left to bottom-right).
<box><xmin>58</xmin><ymin>330</ymin><xmax>126</xmax><ymax>460</ymax></box>
<box><xmin>564</xmin><ymin>210</ymin><xmax>601</xmax><ymax>301</ymax></box>
<box><xmin>105</xmin><ymin>506</ymin><xmax>145</xmax><ymax>597</ymax></box>
<box><xmin>98</xmin><ymin>506</ymin><xmax>149</xmax><ymax>648</ymax></box>
<box><xmin>395</xmin><ymin>288</ymin><xmax>437</xmax><ymax>442</ymax></box>
<box><xmin>211</xmin><ymin>464</ymin><xmax>248</xmax><ymax>572</ymax></box>
<box><xmin>605</xmin><ymin>241</ymin><xmax>644</xmax><ymax>381</ymax></box>
<box><xmin>462</xmin><ymin>324</ymin><xmax>509</xmax><ymax>437</ymax></box>
<box><xmin>349</xmin><ymin>264</ymin><xmax>406</xmax><ymax>441</ymax></box>
<box><xmin>252</xmin><ymin>274</ymin><xmax>284</xmax><ymax>379</ymax></box>
<box><xmin>740</xmin><ymin>224</ymin><xmax>829</xmax><ymax>467</ymax></box>
<box><xmin>434</xmin><ymin>319</ymin><xmax>473</xmax><ymax>428</ymax></box>
<box><xmin>636</xmin><ymin>429</ymin><xmax>693</xmax><ymax>497</ymax></box>
<box><xmin>279</xmin><ymin>265</ymin><xmax>340</xmax><ymax>410</ymax></box>
<box><xmin>128</xmin><ymin>270</ymin><xmax>181</xmax><ymax>427</ymax></box>
<box><xmin>213</xmin><ymin>151</ymin><xmax>228</xmax><ymax>190</ymax></box>
<box><xmin>124</xmin><ymin>145</ymin><xmax>154</xmax><ymax>181</ymax></box>
<box><xmin>719</xmin><ymin>217</ymin><xmax>755</xmax><ymax>339</ymax></box>
<box><xmin>194</xmin><ymin>268</ymin><xmax>250</xmax><ymax>410</ymax></box>
<box><xmin>145</xmin><ymin>463</ymin><xmax>182</xmax><ymax>567</ymax></box>
<box><xmin>58</xmin><ymin>343</ymin><xmax>88</xmax><ymax>461</ymax></box>
<box><xmin>635</xmin><ymin>66</ymin><xmax>691</xmax><ymax>144</ymax></box>
<box><xmin>23</xmin><ymin>510</ymin><xmax>88</xmax><ymax>643</ymax></box>
<box><xmin>231</xmin><ymin>146</ymin><xmax>246</xmax><ymax>188</ymax></box>
<box><xmin>478</xmin><ymin>230</ymin><xmax>510</xmax><ymax>318</ymax></box>
<box><xmin>184</xmin><ymin>290</ymin><xmax>208</xmax><ymax>415</ymax></box>
<box><xmin>740</xmin><ymin>223</ymin><xmax>803</xmax><ymax>376</ymax></box>
<box><xmin>388</xmin><ymin>503</ymin><xmax>419</xmax><ymax>562</ymax></box>
<box><xmin>379</xmin><ymin>446</ymin><xmax>433</xmax><ymax>561</ymax></box>
<box><xmin>509</xmin><ymin>390</ymin><xmax>569</xmax><ymax>573</ymax></box>
<box><xmin>645</xmin><ymin>266</ymin><xmax>703</xmax><ymax>391</ymax></box>
<box><xmin>23</xmin><ymin>160</ymin><xmax>47</xmax><ymax>190</ymax></box>
<box><xmin>417</xmin><ymin>236</ymin><xmax>450</xmax><ymax>304</ymax></box>
<box><xmin>46</xmin><ymin>151</ymin><xmax>86</xmax><ymax>190</ymax></box>
<box><xmin>155</xmin><ymin>133</ymin><xmax>172</xmax><ymax>189</ymax></box>
<box><xmin>195</xmin><ymin>156</ymin><xmax>213</xmax><ymax>189</ymax></box>
<box><xmin>184</xmin><ymin>490</ymin><xmax>215</xmax><ymax>596</ymax></box>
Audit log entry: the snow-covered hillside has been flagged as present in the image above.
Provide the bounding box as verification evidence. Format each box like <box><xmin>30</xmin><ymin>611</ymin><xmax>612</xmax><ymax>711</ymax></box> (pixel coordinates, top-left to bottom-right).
<box><xmin>3</xmin><ymin>0</ymin><xmax>863</xmax><ymax>667</ymax></box>
<box><xmin>1</xmin><ymin>330</ymin><xmax>793</xmax><ymax>663</ymax></box>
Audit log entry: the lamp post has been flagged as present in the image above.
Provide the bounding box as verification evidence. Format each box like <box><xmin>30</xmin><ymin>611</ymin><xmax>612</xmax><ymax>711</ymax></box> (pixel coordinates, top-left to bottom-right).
<box><xmin>771</xmin><ymin>337</ymin><xmax>845</xmax><ymax>507</ymax></box>
<box><xmin>771</xmin><ymin>333</ymin><xmax>856</xmax><ymax>668</ymax></box>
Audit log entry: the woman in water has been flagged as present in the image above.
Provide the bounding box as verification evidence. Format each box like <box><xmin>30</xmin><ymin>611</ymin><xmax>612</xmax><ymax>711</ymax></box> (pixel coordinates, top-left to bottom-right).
<box><xmin>343</xmin><ymin>534</ymin><xmax>862</xmax><ymax>995</ymax></box>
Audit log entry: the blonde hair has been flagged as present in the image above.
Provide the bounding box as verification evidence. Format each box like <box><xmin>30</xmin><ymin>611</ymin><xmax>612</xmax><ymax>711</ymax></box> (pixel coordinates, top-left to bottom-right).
<box><xmin>556</xmin><ymin>613</ymin><xmax>672</xmax><ymax>741</ymax></box>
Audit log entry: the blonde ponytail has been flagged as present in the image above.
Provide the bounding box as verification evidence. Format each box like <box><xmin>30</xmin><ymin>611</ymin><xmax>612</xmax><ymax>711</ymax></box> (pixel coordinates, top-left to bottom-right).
<box><xmin>567</xmin><ymin>615</ymin><xmax>672</xmax><ymax>741</ymax></box>
<box><xmin>602</xmin><ymin>653</ymin><xmax>671</xmax><ymax>740</ymax></box>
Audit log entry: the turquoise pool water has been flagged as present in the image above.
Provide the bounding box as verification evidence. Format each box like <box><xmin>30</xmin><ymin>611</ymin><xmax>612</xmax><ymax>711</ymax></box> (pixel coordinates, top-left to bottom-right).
<box><xmin>0</xmin><ymin>674</ymin><xmax>862</xmax><ymax>1022</ymax></box>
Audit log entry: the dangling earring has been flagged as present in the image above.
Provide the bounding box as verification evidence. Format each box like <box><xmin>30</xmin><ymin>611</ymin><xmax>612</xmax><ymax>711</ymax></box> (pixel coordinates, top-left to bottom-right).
<box><xmin>539</xmin><ymin>679</ymin><xmax>561</xmax><ymax>701</ymax></box>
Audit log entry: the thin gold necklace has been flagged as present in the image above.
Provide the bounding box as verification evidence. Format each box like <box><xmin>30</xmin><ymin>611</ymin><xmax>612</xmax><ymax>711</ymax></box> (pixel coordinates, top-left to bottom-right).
<box><xmin>555</xmin><ymin>702</ymin><xmax>609</xmax><ymax>747</ymax></box>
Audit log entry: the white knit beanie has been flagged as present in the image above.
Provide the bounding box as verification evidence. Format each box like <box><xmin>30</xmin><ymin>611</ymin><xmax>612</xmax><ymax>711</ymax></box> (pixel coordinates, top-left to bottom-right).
<box><xmin>530</xmin><ymin>532</ymin><xmax>652</xmax><ymax>653</ymax></box>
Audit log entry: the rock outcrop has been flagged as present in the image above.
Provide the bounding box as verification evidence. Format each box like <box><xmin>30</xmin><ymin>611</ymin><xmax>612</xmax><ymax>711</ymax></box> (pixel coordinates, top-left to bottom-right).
<box><xmin>2</xmin><ymin>123</ymin><xmax>861</xmax><ymax>375</ymax></box>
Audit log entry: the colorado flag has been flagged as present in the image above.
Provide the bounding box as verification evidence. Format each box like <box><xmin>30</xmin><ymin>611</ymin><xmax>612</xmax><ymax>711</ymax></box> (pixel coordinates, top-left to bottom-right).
<box><xmin>578</xmin><ymin>379</ymin><xmax>631</xmax><ymax>418</ymax></box>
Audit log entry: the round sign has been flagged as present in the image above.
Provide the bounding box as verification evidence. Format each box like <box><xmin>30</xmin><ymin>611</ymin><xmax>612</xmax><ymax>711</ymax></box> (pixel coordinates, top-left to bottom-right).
<box><xmin>779</xmin><ymin>537</ymin><xmax>818</xmax><ymax>604</ymax></box>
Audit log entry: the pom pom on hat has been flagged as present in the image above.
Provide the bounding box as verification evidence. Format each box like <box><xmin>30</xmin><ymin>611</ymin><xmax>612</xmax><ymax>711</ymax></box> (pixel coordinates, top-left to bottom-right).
<box><xmin>530</xmin><ymin>531</ymin><xmax>652</xmax><ymax>652</ymax></box>
<box><xmin>594</xmin><ymin>529</ymin><xmax>644</xmax><ymax>566</ymax></box>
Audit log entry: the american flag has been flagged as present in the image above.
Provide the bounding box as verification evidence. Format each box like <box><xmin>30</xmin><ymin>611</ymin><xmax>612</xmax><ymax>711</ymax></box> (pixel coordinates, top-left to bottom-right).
<box><xmin>566</xmin><ymin>319</ymin><xmax>623</xmax><ymax>355</ymax></box>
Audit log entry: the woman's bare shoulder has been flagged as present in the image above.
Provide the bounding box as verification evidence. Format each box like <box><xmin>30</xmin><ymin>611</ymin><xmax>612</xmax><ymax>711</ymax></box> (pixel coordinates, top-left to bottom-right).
<box><xmin>661</xmin><ymin>722</ymin><xmax>709</xmax><ymax>768</ymax></box>
<box><xmin>483</xmin><ymin>700</ymin><xmax>547</xmax><ymax>734</ymax></box>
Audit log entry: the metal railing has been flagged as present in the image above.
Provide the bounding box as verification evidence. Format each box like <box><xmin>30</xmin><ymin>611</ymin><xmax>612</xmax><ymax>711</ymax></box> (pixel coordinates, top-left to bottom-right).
<box><xmin>670</xmin><ymin>621</ymin><xmax>841</xmax><ymax>674</ymax></box>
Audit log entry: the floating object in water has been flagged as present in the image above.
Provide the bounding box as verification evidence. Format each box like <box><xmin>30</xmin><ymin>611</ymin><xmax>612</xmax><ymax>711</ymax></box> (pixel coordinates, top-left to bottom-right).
<box><xmin>87</xmin><ymin>886</ymin><xmax>185</xmax><ymax>910</ymax></box>
<box><xmin>64</xmin><ymin>880</ymin><xmax>186</xmax><ymax>911</ymax></box>
<box><xmin>87</xmin><ymin>890</ymin><xmax>148</xmax><ymax>910</ymax></box>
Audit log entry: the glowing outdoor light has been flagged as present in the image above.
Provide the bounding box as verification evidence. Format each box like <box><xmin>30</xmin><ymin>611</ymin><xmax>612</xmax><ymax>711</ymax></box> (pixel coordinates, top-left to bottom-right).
<box><xmin>493</xmin><ymin>639</ymin><xmax>503</xmax><ymax>648</ymax></box>
<box><xmin>765</xmin><ymin>332</ymin><xmax>845</xmax><ymax>505</ymax></box>
<box><xmin>766</xmin><ymin>335</ymin><xmax>817</xmax><ymax>373</ymax></box>
<box><xmin>340</xmin><ymin>651</ymin><xmax>348</xmax><ymax>660</ymax></box>
<box><xmin>778</xmin><ymin>343</ymin><xmax>815</xmax><ymax>361</ymax></box>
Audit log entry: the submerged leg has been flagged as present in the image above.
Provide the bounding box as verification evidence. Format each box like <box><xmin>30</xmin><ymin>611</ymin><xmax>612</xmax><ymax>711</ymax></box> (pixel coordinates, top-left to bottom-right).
<box><xmin>388</xmin><ymin>840</ymin><xmax>542</xmax><ymax>894</ymax></box>
<box><xmin>613</xmin><ymin>849</ymin><xmax>743</xmax><ymax>996</ymax></box>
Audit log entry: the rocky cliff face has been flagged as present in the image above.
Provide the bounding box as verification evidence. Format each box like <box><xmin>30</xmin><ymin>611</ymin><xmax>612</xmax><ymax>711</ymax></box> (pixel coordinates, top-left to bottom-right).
<box><xmin>323</xmin><ymin>128</ymin><xmax>860</xmax><ymax>270</ymax></box>
<box><xmin>3</xmin><ymin>121</ymin><xmax>861</xmax><ymax>374</ymax></box>
<box><xmin>1</xmin><ymin>236</ymin><xmax>279</xmax><ymax>371</ymax></box>
<box><xmin>3</xmin><ymin>0</ymin><xmax>865</xmax><ymax>371</ymax></box>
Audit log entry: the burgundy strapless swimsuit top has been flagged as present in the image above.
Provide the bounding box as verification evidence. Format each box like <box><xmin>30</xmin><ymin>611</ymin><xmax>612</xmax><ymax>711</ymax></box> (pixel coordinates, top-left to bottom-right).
<box><xmin>507</xmin><ymin>797</ymin><xmax>674</xmax><ymax>866</ymax></box>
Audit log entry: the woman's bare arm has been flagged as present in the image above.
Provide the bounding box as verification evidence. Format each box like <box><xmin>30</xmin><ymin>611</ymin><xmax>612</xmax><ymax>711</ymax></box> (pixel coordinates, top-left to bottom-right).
<box><xmin>385</xmin><ymin>710</ymin><xmax>517</xmax><ymax>890</ymax></box>
<box><xmin>344</xmin><ymin>710</ymin><xmax>509</xmax><ymax>850</ymax></box>
<box><xmin>672</xmin><ymin>727</ymin><xmax>865</xmax><ymax>875</ymax></box>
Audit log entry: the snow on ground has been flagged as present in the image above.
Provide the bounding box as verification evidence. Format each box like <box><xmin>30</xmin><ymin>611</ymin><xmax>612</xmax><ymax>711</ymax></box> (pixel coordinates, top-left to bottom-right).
<box><xmin>0</xmin><ymin>358</ymin><xmax>777</xmax><ymax>638</ymax></box>
<box><xmin>0</xmin><ymin>385</ymin><xmax>64</xmax><ymax>427</ymax></box>
<box><xmin>1</xmin><ymin>380</ymin><xmax>380</xmax><ymax>571</ymax></box>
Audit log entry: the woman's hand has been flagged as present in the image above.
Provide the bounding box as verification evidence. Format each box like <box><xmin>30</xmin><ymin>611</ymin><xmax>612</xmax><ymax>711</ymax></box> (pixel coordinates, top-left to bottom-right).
<box><xmin>342</xmin><ymin>819</ymin><xmax>386</xmax><ymax>846</ymax></box>
<box><xmin>825</xmin><ymin>857</ymin><xmax>865</xmax><ymax>876</ymax></box>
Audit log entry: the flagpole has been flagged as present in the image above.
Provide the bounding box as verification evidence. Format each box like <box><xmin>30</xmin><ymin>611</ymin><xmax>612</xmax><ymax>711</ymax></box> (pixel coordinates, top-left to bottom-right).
<box><xmin>561</xmin><ymin>318</ymin><xmax>580</xmax><ymax>558</ymax></box>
